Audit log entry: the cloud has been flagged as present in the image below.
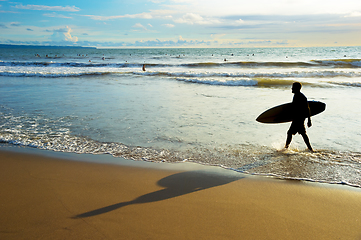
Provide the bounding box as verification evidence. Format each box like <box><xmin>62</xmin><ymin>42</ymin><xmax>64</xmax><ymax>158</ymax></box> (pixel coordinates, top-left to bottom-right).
<box><xmin>3</xmin><ymin>40</ymin><xmax>41</xmax><ymax>45</ymax></box>
<box><xmin>14</xmin><ymin>4</ymin><xmax>80</xmax><ymax>12</ymax></box>
<box><xmin>174</xmin><ymin>13</ymin><xmax>203</xmax><ymax>24</ymax></box>
<box><xmin>43</xmin><ymin>12</ymin><xmax>73</xmax><ymax>19</ymax></box>
<box><xmin>243</xmin><ymin>40</ymin><xmax>289</xmax><ymax>46</ymax></box>
<box><xmin>50</xmin><ymin>26</ymin><xmax>78</xmax><ymax>42</ymax></box>
<box><xmin>210</xmin><ymin>33</ymin><xmax>226</xmax><ymax>39</ymax></box>
<box><xmin>0</xmin><ymin>23</ymin><xmax>7</xmax><ymax>28</ymax></box>
<box><xmin>0</xmin><ymin>10</ymin><xmax>19</xmax><ymax>13</ymax></box>
<box><xmin>174</xmin><ymin>13</ymin><xmax>221</xmax><ymax>25</ymax></box>
<box><xmin>53</xmin><ymin>28</ymin><xmax>68</xmax><ymax>33</ymax></box>
<box><xmin>132</xmin><ymin>23</ymin><xmax>148</xmax><ymax>31</ymax></box>
<box><xmin>26</xmin><ymin>28</ymin><xmax>33</xmax><ymax>31</ymax></box>
<box><xmin>344</xmin><ymin>12</ymin><xmax>361</xmax><ymax>17</ymax></box>
<box><xmin>163</xmin><ymin>23</ymin><xmax>175</xmax><ymax>28</ymax></box>
<box><xmin>83</xmin><ymin>9</ymin><xmax>175</xmax><ymax>21</ymax></box>
<box><xmin>84</xmin><ymin>12</ymin><xmax>153</xmax><ymax>21</ymax></box>
<box><xmin>211</xmin><ymin>13</ymin><xmax>361</xmax><ymax>35</ymax></box>
<box><xmin>235</xmin><ymin>19</ymin><xmax>245</xmax><ymax>24</ymax></box>
<box><xmin>183</xmin><ymin>0</ymin><xmax>361</xmax><ymax>17</ymax></box>
<box><xmin>324</xmin><ymin>23</ymin><xmax>361</xmax><ymax>28</ymax></box>
<box><xmin>63</xmin><ymin>27</ymin><xmax>78</xmax><ymax>42</ymax></box>
<box><xmin>10</xmin><ymin>22</ymin><xmax>21</xmax><ymax>27</ymax></box>
<box><xmin>128</xmin><ymin>37</ymin><xmax>214</xmax><ymax>47</ymax></box>
<box><xmin>126</xmin><ymin>12</ymin><xmax>153</xmax><ymax>19</ymax></box>
<box><xmin>77</xmin><ymin>37</ymin><xmax>214</xmax><ymax>47</ymax></box>
<box><xmin>0</xmin><ymin>36</ymin><xmax>291</xmax><ymax>48</ymax></box>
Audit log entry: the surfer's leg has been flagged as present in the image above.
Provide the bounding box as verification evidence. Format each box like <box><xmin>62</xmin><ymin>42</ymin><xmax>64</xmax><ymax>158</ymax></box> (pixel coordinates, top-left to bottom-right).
<box><xmin>285</xmin><ymin>133</ymin><xmax>292</xmax><ymax>148</ymax></box>
<box><xmin>301</xmin><ymin>133</ymin><xmax>313</xmax><ymax>152</ymax></box>
<box><xmin>285</xmin><ymin>122</ymin><xmax>297</xmax><ymax>148</ymax></box>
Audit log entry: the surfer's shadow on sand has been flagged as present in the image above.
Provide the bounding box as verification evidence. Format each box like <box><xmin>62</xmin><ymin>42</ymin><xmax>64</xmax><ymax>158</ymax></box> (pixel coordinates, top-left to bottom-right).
<box><xmin>72</xmin><ymin>170</ymin><xmax>243</xmax><ymax>219</ymax></box>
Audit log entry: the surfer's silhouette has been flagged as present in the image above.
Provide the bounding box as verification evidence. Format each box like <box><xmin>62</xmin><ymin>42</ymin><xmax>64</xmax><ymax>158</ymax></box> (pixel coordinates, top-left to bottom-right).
<box><xmin>285</xmin><ymin>82</ymin><xmax>313</xmax><ymax>151</ymax></box>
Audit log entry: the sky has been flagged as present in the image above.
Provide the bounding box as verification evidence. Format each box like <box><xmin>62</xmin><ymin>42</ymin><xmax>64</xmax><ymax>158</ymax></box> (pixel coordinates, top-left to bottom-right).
<box><xmin>1</xmin><ymin>0</ymin><xmax>361</xmax><ymax>48</ymax></box>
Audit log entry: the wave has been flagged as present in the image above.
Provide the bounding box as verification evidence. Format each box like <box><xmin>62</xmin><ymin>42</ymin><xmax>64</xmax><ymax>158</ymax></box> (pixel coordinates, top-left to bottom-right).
<box><xmin>1</xmin><ymin>58</ymin><xmax>361</xmax><ymax>69</ymax></box>
<box><xmin>138</xmin><ymin>70</ymin><xmax>361</xmax><ymax>78</ymax></box>
<box><xmin>176</xmin><ymin>78</ymin><xmax>258</xmax><ymax>86</ymax></box>
<box><xmin>0</xmin><ymin>68</ymin><xmax>324</xmax><ymax>88</ymax></box>
<box><xmin>326</xmin><ymin>80</ymin><xmax>361</xmax><ymax>87</ymax></box>
<box><xmin>185</xmin><ymin>59</ymin><xmax>361</xmax><ymax>68</ymax></box>
<box><xmin>2</xmin><ymin>69</ymin><xmax>361</xmax><ymax>84</ymax></box>
<box><xmin>175</xmin><ymin>78</ymin><xmax>322</xmax><ymax>87</ymax></box>
<box><xmin>0</xmin><ymin>61</ymin><xmax>142</xmax><ymax>68</ymax></box>
<box><xmin>312</xmin><ymin>59</ymin><xmax>361</xmax><ymax>68</ymax></box>
<box><xmin>0</xmin><ymin>71</ymin><xmax>118</xmax><ymax>78</ymax></box>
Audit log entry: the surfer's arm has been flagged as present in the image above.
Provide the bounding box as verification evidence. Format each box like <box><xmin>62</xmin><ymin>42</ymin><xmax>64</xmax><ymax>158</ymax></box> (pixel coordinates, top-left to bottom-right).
<box><xmin>307</xmin><ymin>117</ymin><xmax>312</xmax><ymax>127</ymax></box>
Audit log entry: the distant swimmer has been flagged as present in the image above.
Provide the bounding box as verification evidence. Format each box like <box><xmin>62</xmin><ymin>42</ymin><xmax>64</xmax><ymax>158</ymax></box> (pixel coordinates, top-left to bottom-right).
<box><xmin>142</xmin><ymin>64</ymin><xmax>146</xmax><ymax>71</ymax></box>
<box><xmin>285</xmin><ymin>82</ymin><xmax>313</xmax><ymax>152</ymax></box>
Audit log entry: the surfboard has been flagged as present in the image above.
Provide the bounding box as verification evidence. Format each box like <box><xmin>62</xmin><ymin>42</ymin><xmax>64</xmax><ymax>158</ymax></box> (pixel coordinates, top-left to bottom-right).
<box><xmin>256</xmin><ymin>101</ymin><xmax>326</xmax><ymax>124</ymax></box>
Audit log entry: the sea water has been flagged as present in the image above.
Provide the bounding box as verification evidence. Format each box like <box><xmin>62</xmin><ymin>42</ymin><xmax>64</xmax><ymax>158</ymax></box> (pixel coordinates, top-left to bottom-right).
<box><xmin>1</xmin><ymin>46</ymin><xmax>361</xmax><ymax>187</ymax></box>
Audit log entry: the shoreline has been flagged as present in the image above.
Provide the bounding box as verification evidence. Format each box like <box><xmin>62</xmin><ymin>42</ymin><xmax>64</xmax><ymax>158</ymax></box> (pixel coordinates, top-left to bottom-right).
<box><xmin>2</xmin><ymin>146</ymin><xmax>361</xmax><ymax>239</ymax></box>
<box><xmin>2</xmin><ymin>143</ymin><xmax>360</xmax><ymax>191</ymax></box>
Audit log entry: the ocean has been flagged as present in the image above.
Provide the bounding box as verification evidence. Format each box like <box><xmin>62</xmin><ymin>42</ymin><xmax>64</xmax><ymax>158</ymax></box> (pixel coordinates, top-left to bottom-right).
<box><xmin>1</xmin><ymin>46</ymin><xmax>361</xmax><ymax>187</ymax></box>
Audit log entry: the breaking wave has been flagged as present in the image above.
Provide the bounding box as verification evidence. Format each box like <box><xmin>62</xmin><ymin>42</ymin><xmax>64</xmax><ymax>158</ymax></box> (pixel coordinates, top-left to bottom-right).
<box><xmin>1</xmin><ymin>58</ymin><xmax>361</xmax><ymax>68</ymax></box>
<box><xmin>2</xmin><ymin>68</ymin><xmax>361</xmax><ymax>81</ymax></box>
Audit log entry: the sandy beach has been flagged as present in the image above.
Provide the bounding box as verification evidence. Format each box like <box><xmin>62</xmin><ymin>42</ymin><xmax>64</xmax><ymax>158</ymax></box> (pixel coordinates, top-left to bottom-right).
<box><xmin>1</xmin><ymin>148</ymin><xmax>361</xmax><ymax>240</ymax></box>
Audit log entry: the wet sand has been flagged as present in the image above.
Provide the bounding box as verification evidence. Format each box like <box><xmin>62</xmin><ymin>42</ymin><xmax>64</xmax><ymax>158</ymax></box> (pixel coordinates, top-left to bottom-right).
<box><xmin>1</xmin><ymin>149</ymin><xmax>361</xmax><ymax>240</ymax></box>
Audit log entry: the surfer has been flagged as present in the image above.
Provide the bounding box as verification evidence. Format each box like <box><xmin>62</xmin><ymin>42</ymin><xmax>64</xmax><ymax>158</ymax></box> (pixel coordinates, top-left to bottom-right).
<box><xmin>285</xmin><ymin>82</ymin><xmax>313</xmax><ymax>152</ymax></box>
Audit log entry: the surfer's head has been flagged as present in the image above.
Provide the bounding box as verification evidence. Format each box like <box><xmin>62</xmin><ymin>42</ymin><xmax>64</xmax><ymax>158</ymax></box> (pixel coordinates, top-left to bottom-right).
<box><xmin>292</xmin><ymin>82</ymin><xmax>302</xmax><ymax>93</ymax></box>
